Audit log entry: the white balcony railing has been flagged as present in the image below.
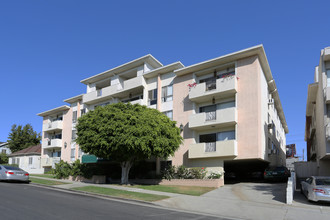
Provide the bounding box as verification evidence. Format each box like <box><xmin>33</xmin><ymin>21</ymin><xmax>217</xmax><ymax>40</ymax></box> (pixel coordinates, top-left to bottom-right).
<box><xmin>189</xmin><ymin>140</ymin><xmax>237</xmax><ymax>159</ymax></box>
<box><xmin>83</xmin><ymin>76</ymin><xmax>145</xmax><ymax>105</ymax></box>
<box><xmin>189</xmin><ymin>76</ymin><xmax>237</xmax><ymax>102</ymax></box>
<box><xmin>189</xmin><ymin>107</ymin><xmax>237</xmax><ymax>130</ymax></box>
<box><xmin>205</xmin><ymin>142</ymin><xmax>216</xmax><ymax>152</ymax></box>
<box><xmin>42</xmin><ymin>139</ymin><xmax>62</xmax><ymax>149</ymax></box>
<box><xmin>43</xmin><ymin>121</ymin><xmax>63</xmax><ymax>132</ymax></box>
<box><xmin>205</xmin><ymin>111</ymin><xmax>216</xmax><ymax>121</ymax></box>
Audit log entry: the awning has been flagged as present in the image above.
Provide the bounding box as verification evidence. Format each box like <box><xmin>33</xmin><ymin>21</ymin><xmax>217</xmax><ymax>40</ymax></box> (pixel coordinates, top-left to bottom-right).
<box><xmin>81</xmin><ymin>155</ymin><xmax>98</xmax><ymax>163</ymax></box>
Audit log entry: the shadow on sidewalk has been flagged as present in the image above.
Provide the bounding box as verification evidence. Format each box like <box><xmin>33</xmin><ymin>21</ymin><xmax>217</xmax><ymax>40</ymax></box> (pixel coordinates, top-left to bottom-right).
<box><xmin>249</xmin><ymin>183</ymin><xmax>286</xmax><ymax>203</ymax></box>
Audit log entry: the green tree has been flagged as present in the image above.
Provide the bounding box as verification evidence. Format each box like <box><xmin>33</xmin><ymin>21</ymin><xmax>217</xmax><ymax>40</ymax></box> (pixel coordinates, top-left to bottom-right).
<box><xmin>7</xmin><ymin>124</ymin><xmax>41</xmax><ymax>152</ymax></box>
<box><xmin>76</xmin><ymin>103</ymin><xmax>182</xmax><ymax>184</ymax></box>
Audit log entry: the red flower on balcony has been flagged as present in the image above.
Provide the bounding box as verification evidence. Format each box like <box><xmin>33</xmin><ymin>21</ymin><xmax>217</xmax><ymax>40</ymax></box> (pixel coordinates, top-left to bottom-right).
<box><xmin>188</xmin><ymin>82</ymin><xmax>197</xmax><ymax>88</ymax></box>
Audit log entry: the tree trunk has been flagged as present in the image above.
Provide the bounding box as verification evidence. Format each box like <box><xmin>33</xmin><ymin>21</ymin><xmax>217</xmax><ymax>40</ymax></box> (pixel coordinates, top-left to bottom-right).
<box><xmin>120</xmin><ymin>161</ymin><xmax>133</xmax><ymax>185</ymax></box>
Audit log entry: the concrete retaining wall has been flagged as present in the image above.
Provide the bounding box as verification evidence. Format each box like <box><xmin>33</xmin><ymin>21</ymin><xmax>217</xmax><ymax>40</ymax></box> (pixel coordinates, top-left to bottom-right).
<box><xmin>131</xmin><ymin>178</ymin><xmax>224</xmax><ymax>188</ymax></box>
<box><xmin>68</xmin><ymin>175</ymin><xmax>106</xmax><ymax>184</ymax></box>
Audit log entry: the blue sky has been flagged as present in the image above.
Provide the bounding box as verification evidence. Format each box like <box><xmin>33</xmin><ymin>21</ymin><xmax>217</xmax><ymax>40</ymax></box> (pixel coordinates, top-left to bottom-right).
<box><xmin>1</xmin><ymin>1</ymin><xmax>329</xmax><ymax>160</ymax></box>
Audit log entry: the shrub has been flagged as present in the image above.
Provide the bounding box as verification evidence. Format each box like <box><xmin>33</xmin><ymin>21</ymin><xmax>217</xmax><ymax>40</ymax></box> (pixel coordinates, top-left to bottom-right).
<box><xmin>162</xmin><ymin>165</ymin><xmax>208</xmax><ymax>180</ymax></box>
<box><xmin>162</xmin><ymin>165</ymin><xmax>176</xmax><ymax>180</ymax></box>
<box><xmin>0</xmin><ymin>153</ymin><xmax>8</xmax><ymax>164</ymax></box>
<box><xmin>53</xmin><ymin>160</ymin><xmax>71</xmax><ymax>179</ymax></box>
<box><xmin>207</xmin><ymin>172</ymin><xmax>222</xmax><ymax>179</ymax></box>
<box><xmin>71</xmin><ymin>160</ymin><xmax>84</xmax><ymax>178</ymax></box>
<box><xmin>189</xmin><ymin>167</ymin><xmax>207</xmax><ymax>179</ymax></box>
<box><xmin>176</xmin><ymin>165</ymin><xmax>190</xmax><ymax>179</ymax></box>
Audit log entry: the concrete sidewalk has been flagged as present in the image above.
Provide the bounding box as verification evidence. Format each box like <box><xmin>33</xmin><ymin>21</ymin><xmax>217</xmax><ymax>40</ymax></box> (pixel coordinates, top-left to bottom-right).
<box><xmin>30</xmin><ymin>176</ymin><xmax>330</xmax><ymax>220</ymax></box>
<box><xmin>30</xmin><ymin>176</ymin><xmax>181</xmax><ymax>197</ymax></box>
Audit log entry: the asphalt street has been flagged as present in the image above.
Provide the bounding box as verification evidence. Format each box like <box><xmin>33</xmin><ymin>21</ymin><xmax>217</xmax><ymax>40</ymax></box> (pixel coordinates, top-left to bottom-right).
<box><xmin>0</xmin><ymin>182</ymin><xmax>230</xmax><ymax>220</ymax></box>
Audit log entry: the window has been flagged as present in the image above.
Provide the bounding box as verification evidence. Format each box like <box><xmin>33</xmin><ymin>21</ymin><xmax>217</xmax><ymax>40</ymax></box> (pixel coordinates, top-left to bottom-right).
<box><xmin>217</xmin><ymin>70</ymin><xmax>235</xmax><ymax>79</ymax></box>
<box><xmin>148</xmin><ymin>89</ymin><xmax>158</xmax><ymax>105</ymax></box>
<box><xmin>200</xmin><ymin>77</ymin><xmax>216</xmax><ymax>91</ymax></box>
<box><xmin>217</xmin><ymin>130</ymin><xmax>235</xmax><ymax>141</ymax></box>
<box><xmin>200</xmin><ymin>105</ymin><xmax>216</xmax><ymax>121</ymax></box>
<box><xmin>200</xmin><ymin>130</ymin><xmax>235</xmax><ymax>143</ymax></box>
<box><xmin>163</xmin><ymin>110</ymin><xmax>173</xmax><ymax>120</ymax></box>
<box><xmin>199</xmin><ymin>133</ymin><xmax>217</xmax><ymax>143</ymax></box>
<box><xmin>52</xmin><ymin>151</ymin><xmax>61</xmax><ymax>157</ymax></box>
<box><xmin>29</xmin><ymin>157</ymin><xmax>33</xmax><ymax>165</ymax></box>
<box><xmin>72</xmin><ymin>111</ymin><xmax>77</xmax><ymax>123</ymax></box>
<box><xmin>71</xmin><ymin>149</ymin><xmax>76</xmax><ymax>161</ymax></box>
<box><xmin>72</xmin><ymin>130</ymin><xmax>77</xmax><ymax>140</ymax></box>
<box><xmin>217</xmin><ymin>101</ymin><xmax>235</xmax><ymax>109</ymax></box>
<box><xmin>200</xmin><ymin>105</ymin><xmax>216</xmax><ymax>113</ymax></box>
<box><xmin>1</xmin><ymin>149</ymin><xmax>6</xmax><ymax>154</ymax></box>
<box><xmin>81</xmin><ymin>108</ymin><xmax>86</xmax><ymax>116</ymax></box>
<box><xmin>161</xmin><ymin>85</ymin><xmax>173</xmax><ymax>102</ymax></box>
<box><xmin>327</xmin><ymin>69</ymin><xmax>330</xmax><ymax>86</ymax></box>
<box><xmin>52</xmin><ymin>133</ymin><xmax>62</xmax><ymax>139</ymax></box>
<box><xmin>12</xmin><ymin>158</ymin><xmax>15</xmax><ymax>164</ymax></box>
<box><xmin>16</xmin><ymin>158</ymin><xmax>20</xmax><ymax>165</ymax></box>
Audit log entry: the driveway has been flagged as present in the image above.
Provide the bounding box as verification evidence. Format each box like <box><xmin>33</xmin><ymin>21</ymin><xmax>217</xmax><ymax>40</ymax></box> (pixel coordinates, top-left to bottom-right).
<box><xmin>203</xmin><ymin>182</ymin><xmax>287</xmax><ymax>205</ymax></box>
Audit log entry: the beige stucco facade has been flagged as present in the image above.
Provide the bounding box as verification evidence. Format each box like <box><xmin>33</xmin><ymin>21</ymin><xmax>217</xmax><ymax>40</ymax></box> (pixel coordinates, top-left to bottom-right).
<box><xmin>305</xmin><ymin>47</ymin><xmax>330</xmax><ymax>176</ymax></box>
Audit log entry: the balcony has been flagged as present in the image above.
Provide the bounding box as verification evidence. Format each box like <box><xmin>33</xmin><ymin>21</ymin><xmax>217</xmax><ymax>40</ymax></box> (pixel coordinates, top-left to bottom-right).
<box><xmin>42</xmin><ymin>139</ymin><xmax>62</xmax><ymax>149</ymax></box>
<box><xmin>189</xmin><ymin>76</ymin><xmax>237</xmax><ymax>103</ymax></box>
<box><xmin>189</xmin><ymin>140</ymin><xmax>237</xmax><ymax>159</ymax></box>
<box><xmin>41</xmin><ymin>157</ymin><xmax>60</xmax><ymax>167</ymax></box>
<box><xmin>326</xmin><ymin>87</ymin><xmax>330</xmax><ymax>104</ymax></box>
<box><xmin>189</xmin><ymin>107</ymin><xmax>237</xmax><ymax>130</ymax></box>
<box><xmin>83</xmin><ymin>76</ymin><xmax>146</xmax><ymax>105</ymax></box>
<box><xmin>326</xmin><ymin>124</ymin><xmax>330</xmax><ymax>142</ymax></box>
<box><xmin>43</xmin><ymin>121</ymin><xmax>63</xmax><ymax>132</ymax></box>
<box><xmin>129</xmin><ymin>99</ymin><xmax>144</xmax><ymax>105</ymax></box>
<box><xmin>324</xmin><ymin>47</ymin><xmax>330</xmax><ymax>61</ymax></box>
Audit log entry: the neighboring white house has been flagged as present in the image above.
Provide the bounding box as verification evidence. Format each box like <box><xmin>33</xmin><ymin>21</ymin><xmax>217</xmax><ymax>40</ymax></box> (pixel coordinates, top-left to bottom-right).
<box><xmin>8</xmin><ymin>144</ymin><xmax>44</xmax><ymax>174</ymax></box>
<box><xmin>0</xmin><ymin>142</ymin><xmax>11</xmax><ymax>155</ymax></box>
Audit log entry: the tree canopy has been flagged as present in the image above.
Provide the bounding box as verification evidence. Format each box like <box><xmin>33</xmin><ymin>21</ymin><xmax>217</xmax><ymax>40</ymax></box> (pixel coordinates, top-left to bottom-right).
<box><xmin>76</xmin><ymin>103</ymin><xmax>183</xmax><ymax>184</ymax></box>
<box><xmin>7</xmin><ymin>124</ymin><xmax>41</xmax><ymax>152</ymax></box>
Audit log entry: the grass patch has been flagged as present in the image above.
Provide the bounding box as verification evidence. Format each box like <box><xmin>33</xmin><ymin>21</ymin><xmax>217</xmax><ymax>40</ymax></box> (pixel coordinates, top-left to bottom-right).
<box><xmin>29</xmin><ymin>177</ymin><xmax>71</xmax><ymax>186</ymax></box>
<box><xmin>130</xmin><ymin>185</ymin><xmax>216</xmax><ymax>196</ymax></box>
<box><xmin>30</xmin><ymin>174</ymin><xmax>56</xmax><ymax>179</ymax></box>
<box><xmin>71</xmin><ymin>186</ymin><xmax>169</xmax><ymax>202</ymax></box>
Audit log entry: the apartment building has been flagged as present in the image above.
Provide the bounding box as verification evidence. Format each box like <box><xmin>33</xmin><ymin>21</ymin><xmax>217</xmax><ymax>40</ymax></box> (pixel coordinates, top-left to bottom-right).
<box><xmin>305</xmin><ymin>47</ymin><xmax>330</xmax><ymax>176</ymax></box>
<box><xmin>172</xmin><ymin>46</ymin><xmax>288</xmax><ymax>177</ymax></box>
<box><xmin>38</xmin><ymin>45</ymin><xmax>288</xmax><ymax>178</ymax></box>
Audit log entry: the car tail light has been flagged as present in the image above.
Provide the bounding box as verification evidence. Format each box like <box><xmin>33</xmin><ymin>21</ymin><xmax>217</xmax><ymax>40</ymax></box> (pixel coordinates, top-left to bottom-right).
<box><xmin>5</xmin><ymin>171</ymin><xmax>14</xmax><ymax>175</ymax></box>
<box><xmin>313</xmin><ymin>188</ymin><xmax>325</xmax><ymax>194</ymax></box>
<box><xmin>25</xmin><ymin>173</ymin><xmax>29</xmax><ymax>176</ymax></box>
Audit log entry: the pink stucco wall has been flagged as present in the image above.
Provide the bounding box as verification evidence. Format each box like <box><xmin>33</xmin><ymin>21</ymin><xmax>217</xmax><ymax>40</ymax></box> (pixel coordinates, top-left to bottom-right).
<box><xmin>236</xmin><ymin>55</ymin><xmax>263</xmax><ymax>160</ymax></box>
<box><xmin>172</xmin><ymin>73</ymin><xmax>194</xmax><ymax>166</ymax></box>
<box><xmin>61</xmin><ymin>108</ymin><xmax>73</xmax><ymax>162</ymax></box>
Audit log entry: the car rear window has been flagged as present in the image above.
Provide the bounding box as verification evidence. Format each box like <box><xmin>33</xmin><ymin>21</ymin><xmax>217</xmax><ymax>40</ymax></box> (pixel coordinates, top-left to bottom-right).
<box><xmin>3</xmin><ymin>166</ymin><xmax>21</xmax><ymax>170</ymax></box>
<box><xmin>315</xmin><ymin>179</ymin><xmax>330</xmax><ymax>186</ymax></box>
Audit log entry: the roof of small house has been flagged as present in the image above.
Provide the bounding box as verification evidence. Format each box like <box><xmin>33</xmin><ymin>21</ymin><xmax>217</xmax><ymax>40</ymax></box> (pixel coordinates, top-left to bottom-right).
<box><xmin>9</xmin><ymin>144</ymin><xmax>41</xmax><ymax>157</ymax></box>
